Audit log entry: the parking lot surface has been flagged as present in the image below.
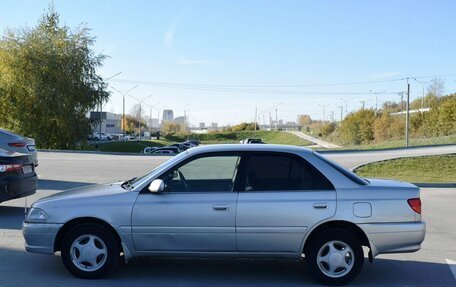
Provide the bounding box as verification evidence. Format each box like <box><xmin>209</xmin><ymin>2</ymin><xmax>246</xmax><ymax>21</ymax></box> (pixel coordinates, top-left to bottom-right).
<box><xmin>0</xmin><ymin>151</ymin><xmax>455</xmax><ymax>286</ymax></box>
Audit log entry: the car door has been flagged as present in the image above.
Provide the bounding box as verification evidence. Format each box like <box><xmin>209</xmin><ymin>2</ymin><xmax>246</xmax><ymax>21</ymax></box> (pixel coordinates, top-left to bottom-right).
<box><xmin>131</xmin><ymin>152</ymin><xmax>241</xmax><ymax>252</ymax></box>
<box><xmin>236</xmin><ymin>152</ymin><xmax>336</xmax><ymax>254</ymax></box>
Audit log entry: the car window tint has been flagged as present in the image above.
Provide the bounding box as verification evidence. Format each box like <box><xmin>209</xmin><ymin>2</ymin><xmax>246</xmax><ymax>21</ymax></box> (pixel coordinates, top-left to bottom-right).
<box><xmin>244</xmin><ymin>154</ymin><xmax>334</xmax><ymax>191</ymax></box>
<box><xmin>163</xmin><ymin>156</ymin><xmax>240</xmax><ymax>192</ymax></box>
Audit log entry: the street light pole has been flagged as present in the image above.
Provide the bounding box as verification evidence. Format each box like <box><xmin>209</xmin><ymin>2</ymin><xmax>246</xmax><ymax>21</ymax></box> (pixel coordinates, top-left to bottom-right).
<box><xmin>111</xmin><ymin>85</ymin><xmax>138</xmax><ymax>140</ymax></box>
<box><xmin>405</xmin><ymin>78</ymin><xmax>411</xmax><ymax>147</ymax></box>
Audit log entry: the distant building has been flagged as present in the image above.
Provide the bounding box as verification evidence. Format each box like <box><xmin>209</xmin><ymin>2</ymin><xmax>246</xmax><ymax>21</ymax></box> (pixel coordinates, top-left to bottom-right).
<box><xmin>162</xmin><ymin>109</ymin><xmax>174</xmax><ymax>122</ymax></box>
<box><xmin>174</xmin><ymin>116</ymin><xmax>186</xmax><ymax>125</ymax></box>
<box><xmin>199</xmin><ymin>122</ymin><xmax>205</xmax><ymax>129</ymax></box>
<box><xmin>90</xmin><ymin>112</ymin><xmax>122</xmax><ymax>134</ymax></box>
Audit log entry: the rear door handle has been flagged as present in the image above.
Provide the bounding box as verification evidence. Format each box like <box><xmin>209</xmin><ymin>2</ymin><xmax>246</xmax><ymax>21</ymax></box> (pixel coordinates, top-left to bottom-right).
<box><xmin>313</xmin><ymin>203</ymin><xmax>328</xmax><ymax>209</ymax></box>
<box><xmin>213</xmin><ymin>205</ymin><xmax>230</xmax><ymax>211</ymax></box>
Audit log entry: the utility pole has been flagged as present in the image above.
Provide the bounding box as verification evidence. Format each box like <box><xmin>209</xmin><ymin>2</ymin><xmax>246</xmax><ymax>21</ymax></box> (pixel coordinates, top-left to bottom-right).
<box><xmin>254</xmin><ymin>105</ymin><xmax>257</xmax><ymax>131</ymax></box>
<box><xmin>275</xmin><ymin>108</ymin><xmax>278</xmax><ymax>131</ymax></box>
<box><xmin>340</xmin><ymin>98</ymin><xmax>352</xmax><ymax>118</ymax></box>
<box><xmin>338</xmin><ymin>106</ymin><xmax>343</xmax><ymax>122</ymax></box>
<box><xmin>139</xmin><ymin>103</ymin><xmax>142</xmax><ymax>141</ymax></box>
<box><xmin>319</xmin><ymin>104</ymin><xmax>328</xmax><ymax>122</ymax></box>
<box><xmin>405</xmin><ymin>78</ymin><xmax>411</xmax><ymax>147</ymax></box>
<box><xmin>269</xmin><ymin>110</ymin><xmax>272</xmax><ymax>130</ymax></box>
<box><xmin>361</xmin><ymin>100</ymin><xmax>365</xmax><ymax>110</ymax></box>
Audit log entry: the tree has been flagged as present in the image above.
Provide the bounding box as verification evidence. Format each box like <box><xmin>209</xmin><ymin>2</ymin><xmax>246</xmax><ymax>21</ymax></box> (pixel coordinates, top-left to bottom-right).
<box><xmin>339</xmin><ymin>109</ymin><xmax>376</xmax><ymax>145</ymax></box>
<box><xmin>373</xmin><ymin>112</ymin><xmax>404</xmax><ymax>141</ymax></box>
<box><xmin>297</xmin><ymin>114</ymin><xmax>312</xmax><ymax>127</ymax></box>
<box><xmin>0</xmin><ymin>6</ymin><xmax>109</xmax><ymax>149</ymax></box>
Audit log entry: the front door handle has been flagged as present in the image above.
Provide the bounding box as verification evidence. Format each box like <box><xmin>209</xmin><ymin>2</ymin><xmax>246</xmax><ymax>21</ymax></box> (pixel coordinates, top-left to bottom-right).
<box><xmin>313</xmin><ymin>203</ymin><xmax>328</xmax><ymax>209</ymax></box>
<box><xmin>213</xmin><ymin>205</ymin><xmax>230</xmax><ymax>211</ymax></box>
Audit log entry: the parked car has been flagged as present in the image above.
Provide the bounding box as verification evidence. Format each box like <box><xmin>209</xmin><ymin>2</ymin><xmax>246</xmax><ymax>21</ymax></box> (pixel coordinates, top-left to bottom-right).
<box><xmin>0</xmin><ymin>129</ymin><xmax>38</xmax><ymax>166</ymax></box>
<box><xmin>182</xmin><ymin>142</ymin><xmax>196</xmax><ymax>149</ymax></box>
<box><xmin>123</xmin><ymin>134</ymin><xmax>138</xmax><ymax>141</ymax></box>
<box><xmin>151</xmin><ymin>149</ymin><xmax>174</xmax><ymax>155</ymax></box>
<box><xmin>150</xmin><ymin>146</ymin><xmax>180</xmax><ymax>154</ymax></box>
<box><xmin>23</xmin><ymin>144</ymin><xmax>425</xmax><ymax>285</ymax></box>
<box><xmin>143</xmin><ymin>147</ymin><xmax>158</xmax><ymax>154</ymax></box>
<box><xmin>184</xmin><ymin>139</ymin><xmax>200</xmax><ymax>146</ymax></box>
<box><xmin>0</xmin><ymin>147</ymin><xmax>37</xmax><ymax>203</ymax></box>
<box><xmin>170</xmin><ymin>143</ymin><xmax>189</xmax><ymax>151</ymax></box>
<box><xmin>240</xmin><ymin>138</ymin><xmax>264</xmax><ymax>144</ymax></box>
<box><xmin>92</xmin><ymin>133</ymin><xmax>112</xmax><ymax>141</ymax></box>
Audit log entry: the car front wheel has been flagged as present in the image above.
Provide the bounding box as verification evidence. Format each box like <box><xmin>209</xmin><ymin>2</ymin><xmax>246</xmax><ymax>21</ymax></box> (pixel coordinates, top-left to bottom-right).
<box><xmin>305</xmin><ymin>229</ymin><xmax>364</xmax><ymax>285</ymax></box>
<box><xmin>61</xmin><ymin>223</ymin><xmax>120</xmax><ymax>279</ymax></box>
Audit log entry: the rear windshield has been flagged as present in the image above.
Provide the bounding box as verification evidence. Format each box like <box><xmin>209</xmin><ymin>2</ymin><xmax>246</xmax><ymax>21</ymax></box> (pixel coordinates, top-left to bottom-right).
<box><xmin>313</xmin><ymin>152</ymin><xmax>368</xmax><ymax>185</ymax></box>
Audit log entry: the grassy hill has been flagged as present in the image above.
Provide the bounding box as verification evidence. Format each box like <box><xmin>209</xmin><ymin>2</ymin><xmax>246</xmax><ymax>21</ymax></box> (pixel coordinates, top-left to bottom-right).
<box><xmin>354</xmin><ymin>154</ymin><xmax>456</xmax><ymax>183</ymax></box>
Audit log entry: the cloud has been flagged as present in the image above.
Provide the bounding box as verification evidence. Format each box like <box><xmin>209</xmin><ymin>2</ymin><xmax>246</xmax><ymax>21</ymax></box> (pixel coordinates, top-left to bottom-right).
<box><xmin>164</xmin><ymin>19</ymin><xmax>178</xmax><ymax>50</ymax></box>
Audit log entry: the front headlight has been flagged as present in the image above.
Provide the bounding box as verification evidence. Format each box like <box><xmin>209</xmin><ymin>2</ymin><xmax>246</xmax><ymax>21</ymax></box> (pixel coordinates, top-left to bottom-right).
<box><xmin>27</xmin><ymin>207</ymin><xmax>50</xmax><ymax>223</ymax></box>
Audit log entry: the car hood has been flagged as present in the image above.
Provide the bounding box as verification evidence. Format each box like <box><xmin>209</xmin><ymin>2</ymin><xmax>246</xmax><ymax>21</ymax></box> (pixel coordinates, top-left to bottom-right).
<box><xmin>34</xmin><ymin>182</ymin><xmax>129</xmax><ymax>205</ymax></box>
<box><xmin>365</xmin><ymin>178</ymin><xmax>418</xmax><ymax>189</ymax></box>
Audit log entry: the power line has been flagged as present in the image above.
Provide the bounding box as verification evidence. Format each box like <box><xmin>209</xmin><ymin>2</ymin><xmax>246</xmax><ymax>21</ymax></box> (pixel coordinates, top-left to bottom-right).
<box><xmin>108</xmin><ymin>80</ymin><xmax>400</xmax><ymax>95</ymax></box>
<box><xmin>109</xmin><ymin>77</ymin><xmax>407</xmax><ymax>88</ymax></box>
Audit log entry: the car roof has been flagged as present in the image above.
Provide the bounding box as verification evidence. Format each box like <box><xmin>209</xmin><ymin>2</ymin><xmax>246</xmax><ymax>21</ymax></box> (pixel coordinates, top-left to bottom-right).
<box><xmin>185</xmin><ymin>144</ymin><xmax>312</xmax><ymax>155</ymax></box>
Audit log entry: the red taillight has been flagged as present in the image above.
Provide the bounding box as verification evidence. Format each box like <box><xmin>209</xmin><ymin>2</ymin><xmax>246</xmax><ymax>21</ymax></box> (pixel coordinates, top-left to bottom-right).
<box><xmin>8</xmin><ymin>142</ymin><xmax>27</xmax><ymax>148</ymax></box>
<box><xmin>0</xmin><ymin>164</ymin><xmax>21</xmax><ymax>173</ymax></box>
<box><xmin>408</xmin><ymin>198</ymin><xmax>422</xmax><ymax>214</ymax></box>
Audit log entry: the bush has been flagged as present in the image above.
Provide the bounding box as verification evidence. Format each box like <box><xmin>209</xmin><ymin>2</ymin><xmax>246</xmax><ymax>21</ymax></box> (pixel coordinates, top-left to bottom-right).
<box><xmin>339</xmin><ymin>109</ymin><xmax>376</xmax><ymax>145</ymax></box>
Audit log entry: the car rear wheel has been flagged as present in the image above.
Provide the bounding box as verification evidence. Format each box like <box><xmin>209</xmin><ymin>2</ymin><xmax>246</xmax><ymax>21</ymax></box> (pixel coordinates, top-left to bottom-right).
<box><xmin>61</xmin><ymin>223</ymin><xmax>120</xmax><ymax>279</ymax></box>
<box><xmin>305</xmin><ymin>229</ymin><xmax>364</xmax><ymax>285</ymax></box>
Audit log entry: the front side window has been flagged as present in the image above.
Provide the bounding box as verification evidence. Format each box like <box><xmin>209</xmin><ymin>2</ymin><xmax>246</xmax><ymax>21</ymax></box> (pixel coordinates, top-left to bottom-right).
<box><xmin>243</xmin><ymin>154</ymin><xmax>334</xmax><ymax>191</ymax></box>
<box><xmin>161</xmin><ymin>155</ymin><xmax>240</xmax><ymax>192</ymax></box>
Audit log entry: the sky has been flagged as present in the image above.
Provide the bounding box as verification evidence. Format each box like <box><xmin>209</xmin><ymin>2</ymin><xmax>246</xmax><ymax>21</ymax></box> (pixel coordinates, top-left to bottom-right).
<box><xmin>1</xmin><ymin>0</ymin><xmax>456</xmax><ymax>126</ymax></box>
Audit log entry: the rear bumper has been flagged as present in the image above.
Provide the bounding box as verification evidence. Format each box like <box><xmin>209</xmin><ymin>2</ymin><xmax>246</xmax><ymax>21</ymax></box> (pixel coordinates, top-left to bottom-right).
<box><xmin>22</xmin><ymin>222</ymin><xmax>62</xmax><ymax>254</ymax></box>
<box><xmin>358</xmin><ymin>221</ymin><xmax>426</xmax><ymax>257</ymax></box>
<box><xmin>0</xmin><ymin>174</ymin><xmax>37</xmax><ymax>203</ymax></box>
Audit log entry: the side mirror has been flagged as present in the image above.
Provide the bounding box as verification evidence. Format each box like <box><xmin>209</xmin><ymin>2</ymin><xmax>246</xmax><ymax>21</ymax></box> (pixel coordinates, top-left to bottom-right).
<box><xmin>148</xmin><ymin>179</ymin><xmax>165</xmax><ymax>193</ymax></box>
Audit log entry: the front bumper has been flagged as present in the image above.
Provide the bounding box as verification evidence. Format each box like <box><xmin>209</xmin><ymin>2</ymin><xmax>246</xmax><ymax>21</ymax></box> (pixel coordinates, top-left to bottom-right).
<box><xmin>0</xmin><ymin>174</ymin><xmax>37</xmax><ymax>203</ymax></box>
<box><xmin>22</xmin><ymin>222</ymin><xmax>62</xmax><ymax>255</ymax></box>
<box><xmin>359</xmin><ymin>221</ymin><xmax>426</xmax><ymax>257</ymax></box>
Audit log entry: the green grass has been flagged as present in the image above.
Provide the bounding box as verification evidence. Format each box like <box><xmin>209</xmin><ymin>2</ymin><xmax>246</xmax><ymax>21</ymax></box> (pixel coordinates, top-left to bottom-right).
<box><xmin>331</xmin><ymin>135</ymin><xmax>456</xmax><ymax>150</ymax></box>
<box><xmin>89</xmin><ymin>139</ymin><xmax>173</xmax><ymax>153</ymax></box>
<box><xmin>169</xmin><ymin>131</ymin><xmax>313</xmax><ymax>146</ymax></box>
<box><xmin>354</xmin><ymin>154</ymin><xmax>456</xmax><ymax>183</ymax></box>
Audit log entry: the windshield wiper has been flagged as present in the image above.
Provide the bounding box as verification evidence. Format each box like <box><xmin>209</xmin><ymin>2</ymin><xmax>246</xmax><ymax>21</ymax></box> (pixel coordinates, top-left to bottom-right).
<box><xmin>121</xmin><ymin>177</ymin><xmax>137</xmax><ymax>189</ymax></box>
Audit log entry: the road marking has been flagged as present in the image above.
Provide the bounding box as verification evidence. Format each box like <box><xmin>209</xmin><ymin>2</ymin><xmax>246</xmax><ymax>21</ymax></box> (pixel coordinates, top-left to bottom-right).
<box><xmin>446</xmin><ymin>258</ymin><xmax>456</xmax><ymax>280</ymax></box>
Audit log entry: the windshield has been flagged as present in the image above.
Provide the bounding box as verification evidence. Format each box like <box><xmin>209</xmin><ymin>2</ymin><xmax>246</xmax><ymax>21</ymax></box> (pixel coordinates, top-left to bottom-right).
<box><xmin>125</xmin><ymin>151</ymin><xmax>190</xmax><ymax>190</ymax></box>
<box><xmin>313</xmin><ymin>152</ymin><xmax>368</xmax><ymax>186</ymax></box>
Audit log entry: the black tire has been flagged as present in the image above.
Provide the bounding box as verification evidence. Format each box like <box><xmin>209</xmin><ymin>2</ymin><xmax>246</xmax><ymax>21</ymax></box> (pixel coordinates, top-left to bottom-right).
<box><xmin>61</xmin><ymin>223</ymin><xmax>120</xmax><ymax>279</ymax></box>
<box><xmin>305</xmin><ymin>228</ymin><xmax>364</xmax><ymax>285</ymax></box>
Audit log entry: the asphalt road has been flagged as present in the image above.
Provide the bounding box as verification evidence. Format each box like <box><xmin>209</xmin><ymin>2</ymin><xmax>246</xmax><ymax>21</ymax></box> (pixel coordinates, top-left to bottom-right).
<box><xmin>0</xmin><ymin>146</ymin><xmax>455</xmax><ymax>286</ymax></box>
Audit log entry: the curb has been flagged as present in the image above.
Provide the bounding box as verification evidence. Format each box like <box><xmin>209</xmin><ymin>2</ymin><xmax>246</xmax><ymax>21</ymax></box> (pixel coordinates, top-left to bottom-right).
<box><xmin>319</xmin><ymin>143</ymin><xmax>456</xmax><ymax>154</ymax></box>
<box><xmin>37</xmin><ymin>149</ymin><xmax>173</xmax><ymax>157</ymax></box>
<box><xmin>413</xmin><ymin>183</ymin><xmax>456</xmax><ymax>188</ymax></box>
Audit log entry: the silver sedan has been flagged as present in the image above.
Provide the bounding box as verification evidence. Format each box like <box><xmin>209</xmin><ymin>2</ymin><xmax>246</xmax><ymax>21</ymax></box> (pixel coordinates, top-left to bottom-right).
<box><xmin>22</xmin><ymin>144</ymin><xmax>425</xmax><ymax>285</ymax></box>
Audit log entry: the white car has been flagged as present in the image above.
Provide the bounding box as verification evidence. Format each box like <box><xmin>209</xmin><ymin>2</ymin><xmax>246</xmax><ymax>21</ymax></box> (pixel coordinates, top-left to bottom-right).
<box><xmin>93</xmin><ymin>133</ymin><xmax>112</xmax><ymax>141</ymax></box>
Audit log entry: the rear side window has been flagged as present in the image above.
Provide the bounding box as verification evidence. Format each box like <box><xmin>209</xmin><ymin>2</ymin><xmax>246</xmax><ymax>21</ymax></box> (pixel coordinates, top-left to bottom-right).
<box><xmin>313</xmin><ymin>152</ymin><xmax>368</xmax><ymax>185</ymax></box>
<box><xmin>242</xmin><ymin>153</ymin><xmax>334</xmax><ymax>191</ymax></box>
